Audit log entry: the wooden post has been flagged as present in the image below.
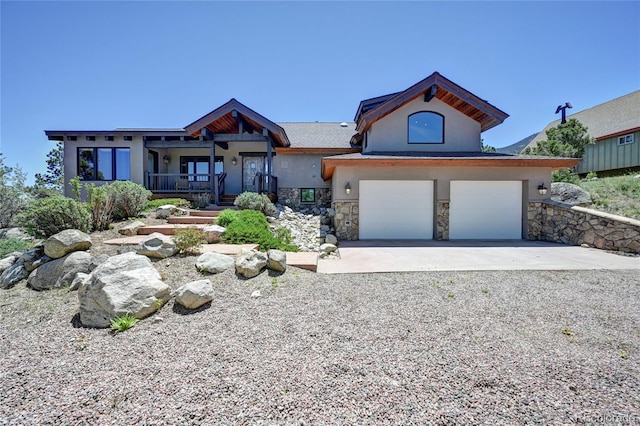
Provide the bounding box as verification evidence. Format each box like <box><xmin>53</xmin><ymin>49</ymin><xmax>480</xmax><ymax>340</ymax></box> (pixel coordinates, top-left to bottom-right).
<box><xmin>210</xmin><ymin>139</ymin><xmax>217</xmax><ymax>205</ymax></box>
<box><xmin>265</xmin><ymin>129</ymin><xmax>272</xmax><ymax>194</ymax></box>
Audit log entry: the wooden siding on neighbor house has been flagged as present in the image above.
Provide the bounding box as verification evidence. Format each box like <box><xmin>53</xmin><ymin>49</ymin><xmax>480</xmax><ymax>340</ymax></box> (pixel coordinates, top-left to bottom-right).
<box><xmin>577</xmin><ymin>131</ymin><xmax>640</xmax><ymax>174</ymax></box>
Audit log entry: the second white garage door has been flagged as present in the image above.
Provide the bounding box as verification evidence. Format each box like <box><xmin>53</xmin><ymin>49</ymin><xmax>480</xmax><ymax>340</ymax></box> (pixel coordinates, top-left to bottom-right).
<box><xmin>359</xmin><ymin>180</ymin><xmax>434</xmax><ymax>239</ymax></box>
<box><xmin>449</xmin><ymin>181</ymin><xmax>523</xmax><ymax>239</ymax></box>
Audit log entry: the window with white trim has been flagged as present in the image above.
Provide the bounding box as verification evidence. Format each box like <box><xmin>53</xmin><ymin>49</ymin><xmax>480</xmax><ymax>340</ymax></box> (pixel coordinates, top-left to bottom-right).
<box><xmin>618</xmin><ymin>134</ymin><xmax>634</xmax><ymax>145</ymax></box>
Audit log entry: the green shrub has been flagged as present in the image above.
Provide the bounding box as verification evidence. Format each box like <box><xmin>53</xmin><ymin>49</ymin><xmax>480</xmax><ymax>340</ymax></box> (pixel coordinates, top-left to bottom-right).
<box><xmin>552</xmin><ymin>168</ymin><xmax>580</xmax><ymax>184</ymax></box>
<box><xmin>173</xmin><ymin>228</ymin><xmax>206</xmax><ymax>254</ymax></box>
<box><xmin>17</xmin><ymin>196</ymin><xmax>92</xmax><ymax>238</ymax></box>
<box><xmin>0</xmin><ymin>238</ymin><xmax>31</xmax><ymax>258</ymax></box>
<box><xmin>110</xmin><ymin>181</ymin><xmax>152</xmax><ymax>220</ymax></box>
<box><xmin>234</xmin><ymin>192</ymin><xmax>277</xmax><ymax>216</ymax></box>
<box><xmin>216</xmin><ymin>209</ymin><xmax>240</xmax><ymax>227</ymax></box>
<box><xmin>145</xmin><ymin>198</ymin><xmax>191</xmax><ymax>210</ymax></box>
<box><xmin>110</xmin><ymin>313</ymin><xmax>139</xmax><ymax>333</ymax></box>
<box><xmin>275</xmin><ymin>226</ymin><xmax>292</xmax><ymax>244</ymax></box>
<box><xmin>86</xmin><ymin>184</ymin><xmax>116</xmax><ymax>231</ymax></box>
<box><xmin>222</xmin><ymin>210</ymin><xmax>297</xmax><ymax>252</ymax></box>
<box><xmin>192</xmin><ymin>193</ymin><xmax>211</xmax><ymax>209</ymax></box>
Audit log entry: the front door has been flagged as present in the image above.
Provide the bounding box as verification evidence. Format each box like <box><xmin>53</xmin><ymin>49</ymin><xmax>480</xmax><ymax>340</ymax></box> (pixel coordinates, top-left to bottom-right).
<box><xmin>243</xmin><ymin>156</ymin><xmax>265</xmax><ymax>192</ymax></box>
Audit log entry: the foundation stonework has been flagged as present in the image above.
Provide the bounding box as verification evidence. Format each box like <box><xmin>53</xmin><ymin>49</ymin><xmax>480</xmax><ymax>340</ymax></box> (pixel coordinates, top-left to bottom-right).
<box><xmin>436</xmin><ymin>202</ymin><xmax>450</xmax><ymax>240</ymax></box>
<box><xmin>332</xmin><ymin>201</ymin><xmax>359</xmax><ymax>240</ymax></box>
<box><xmin>278</xmin><ymin>188</ymin><xmax>332</xmax><ymax>210</ymax></box>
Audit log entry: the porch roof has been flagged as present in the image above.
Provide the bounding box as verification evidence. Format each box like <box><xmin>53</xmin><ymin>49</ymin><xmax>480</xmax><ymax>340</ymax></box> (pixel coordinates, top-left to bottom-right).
<box><xmin>321</xmin><ymin>151</ymin><xmax>581</xmax><ymax>180</ymax></box>
<box><xmin>184</xmin><ymin>99</ymin><xmax>290</xmax><ymax>147</ymax></box>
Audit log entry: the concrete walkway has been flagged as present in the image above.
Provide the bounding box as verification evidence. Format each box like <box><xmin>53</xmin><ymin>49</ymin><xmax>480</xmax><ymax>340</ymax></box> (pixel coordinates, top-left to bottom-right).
<box><xmin>317</xmin><ymin>240</ymin><xmax>639</xmax><ymax>274</ymax></box>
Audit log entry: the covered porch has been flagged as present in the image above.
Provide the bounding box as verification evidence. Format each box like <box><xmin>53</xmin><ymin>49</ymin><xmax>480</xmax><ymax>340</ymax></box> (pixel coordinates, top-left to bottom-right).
<box><xmin>143</xmin><ymin>99</ymin><xmax>289</xmax><ymax>204</ymax></box>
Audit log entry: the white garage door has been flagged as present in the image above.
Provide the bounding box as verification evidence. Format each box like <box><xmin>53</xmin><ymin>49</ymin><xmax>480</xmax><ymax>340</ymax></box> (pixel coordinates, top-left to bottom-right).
<box><xmin>450</xmin><ymin>181</ymin><xmax>522</xmax><ymax>239</ymax></box>
<box><xmin>359</xmin><ymin>180</ymin><xmax>434</xmax><ymax>239</ymax></box>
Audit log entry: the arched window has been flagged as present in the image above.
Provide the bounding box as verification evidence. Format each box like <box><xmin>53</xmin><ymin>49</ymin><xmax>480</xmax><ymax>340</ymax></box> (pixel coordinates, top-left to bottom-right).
<box><xmin>408</xmin><ymin>111</ymin><xmax>444</xmax><ymax>144</ymax></box>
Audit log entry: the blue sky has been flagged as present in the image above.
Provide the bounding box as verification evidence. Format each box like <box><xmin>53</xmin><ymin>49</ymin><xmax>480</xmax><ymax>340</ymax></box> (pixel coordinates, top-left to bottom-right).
<box><xmin>1</xmin><ymin>1</ymin><xmax>639</xmax><ymax>184</ymax></box>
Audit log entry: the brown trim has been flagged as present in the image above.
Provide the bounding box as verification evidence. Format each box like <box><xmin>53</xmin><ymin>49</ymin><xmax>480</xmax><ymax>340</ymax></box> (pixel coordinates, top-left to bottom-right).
<box><xmin>275</xmin><ymin>147</ymin><xmax>361</xmax><ymax>155</ymax></box>
<box><xmin>356</xmin><ymin>72</ymin><xmax>509</xmax><ymax>134</ymax></box>
<box><xmin>321</xmin><ymin>156</ymin><xmax>581</xmax><ymax>180</ymax></box>
<box><xmin>184</xmin><ymin>98</ymin><xmax>290</xmax><ymax>147</ymax></box>
<box><xmin>595</xmin><ymin>127</ymin><xmax>640</xmax><ymax>141</ymax></box>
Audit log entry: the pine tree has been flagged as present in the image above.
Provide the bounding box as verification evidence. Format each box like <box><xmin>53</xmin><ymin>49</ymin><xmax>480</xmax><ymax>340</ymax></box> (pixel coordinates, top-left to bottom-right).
<box><xmin>35</xmin><ymin>141</ymin><xmax>64</xmax><ymax>193</ymax></box>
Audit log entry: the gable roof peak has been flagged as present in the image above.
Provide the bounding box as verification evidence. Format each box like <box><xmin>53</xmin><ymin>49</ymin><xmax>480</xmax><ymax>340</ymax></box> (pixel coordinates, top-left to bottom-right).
<box><xmin>354</xmin><ymin>72</ymin><xmax>508</xmax><ymax>135</ymax></box>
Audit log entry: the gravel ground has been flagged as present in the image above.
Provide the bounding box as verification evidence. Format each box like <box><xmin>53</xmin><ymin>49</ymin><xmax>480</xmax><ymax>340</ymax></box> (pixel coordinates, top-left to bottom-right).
<box><xmin>1</xmin><ymin>264</ymin><xmax>639</xmax><ymax>425</ymax></box>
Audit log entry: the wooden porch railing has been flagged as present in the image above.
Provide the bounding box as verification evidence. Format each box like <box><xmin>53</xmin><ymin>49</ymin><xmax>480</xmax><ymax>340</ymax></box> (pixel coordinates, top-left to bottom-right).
<box><xmin>253</xmin><ymin>173</ymin><xmax>278</xmax><ymax>195</ymax></box>
<box><xmin>146</xmin><ymin>173</ymin><xmax>213</xmax><ymax>193</ymax></box>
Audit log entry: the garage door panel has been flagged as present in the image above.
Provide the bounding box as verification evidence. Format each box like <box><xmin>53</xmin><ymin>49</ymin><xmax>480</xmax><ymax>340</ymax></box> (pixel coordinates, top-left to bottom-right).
<box><xmin>360</xmin><ymin>180</ymin><xmax>433</xmax><ymax>239</ymax></box>
<box><xmin>450</xmin><ymin>181</ymin><xmax>522</xmax><ymax>240</ymax></box>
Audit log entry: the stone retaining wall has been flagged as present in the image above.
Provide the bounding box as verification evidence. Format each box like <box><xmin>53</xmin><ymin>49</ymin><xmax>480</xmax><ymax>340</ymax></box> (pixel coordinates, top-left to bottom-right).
<box><xmin>278</xmin><ymin>188</ymin><xmax>332</xmax><ymax>209</ymax></box>
<box><xmin>530</xmin><ymin>200</ymin><xmax>640</xmax><ymax>254</ymax></box>
<box><xmin>333</xmin><ymin>201</ymin><xmax>359</xmax><ymax>240</ymax></box>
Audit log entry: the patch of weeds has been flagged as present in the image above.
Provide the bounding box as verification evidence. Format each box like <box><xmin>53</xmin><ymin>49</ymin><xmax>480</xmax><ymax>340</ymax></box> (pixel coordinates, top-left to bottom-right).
<box><xmin>620</xmin><ymin>351</ymin><xmax>629</xmax><ymax>359</ymax></box>
<box><xmin>271</xmin><ymin>277</ymin><xmax>278</xmax><ymax>290</ymax></box>
<box><xmin>562</xmin><ymin>328</ymin><xmax>574</xmax><ymax>336</ymax></box>
<box><xmin>75</xmin><ymin>335</ymin><xmax>91</xmax><ymax>351</ymax></box>
<box><xmin>0</xmin><ymin>238</ymin><xmax>31</xmax><ymax>258</ymax></box>
<box><xmin>174</xmin><ymin>228</ymin><xmax>206</xmax><ymax>255</ymax></box>
<box><xmin>154</xmin><ymin>299</ymin><xmax>165</xmax><ymax>312</ymax></box>
<box><xmin>447</xmin><ymin>292</ymin><xmax>455</xmax><ymax>298</ymax></box>
<box><xmin>448</xmin><ymin>279</ymin><xmax>455</xmax><ymax>285</ymax></box>
<box><xmin>110</xmin><ymin>313</ymin><xmax>139</xmax><ymax>333</ymax></box>
<box><xmin>481</xmin><ymin>288</ymin><xmax>489</xmax><ymax>294</ymax></box>
<box><xmin>431</xmin><ymin>281</ymin><xmax>441</xmax><ymax>289</ymax></box>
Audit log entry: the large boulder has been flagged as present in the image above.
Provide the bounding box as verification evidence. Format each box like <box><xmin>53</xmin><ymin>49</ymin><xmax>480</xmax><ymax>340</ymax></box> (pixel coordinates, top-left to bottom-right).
<box><xmin>0</xmin><ymin>262</ymin><xmax>28</xmax><ymax>289</ymax></box>
<box><xmin>202</xmin><ymin>225</ymin><xmax>226</xmax><ymax>244</ymax></box>
<box><xmin>195</xmin><ymin>252</ymin><xmax>235</xmax><ymax>274</ymax></box>
<box><xmin>44</xmin><ymin>230</ymin><xmax>92</xmax><ymax>259</ymax></box>
<box><xmin>27</xmin><ymin>251</ymin><xmax>92</xmax><ymax>291</ymax></box>
<box><xmin>235</xmin><ymin>249</ymin><xmax>268</xmax><ymax>279</ymax></box>
<box><xmin>155</xmin><ymin>205</ymin><xmax>176</xmax><ymax>219</ymax></box>
<box><xmin>18</xmin><ymin>245</ymin><xmax>49</xmax><ymax>272</ymax></box>
<box><xmin>136</xmin><ymin>233</ymin><xmax>177</xmax><ymax>259</ymax></box>
<box><xmin>175</xmin><ymin>279</ymin><xmax>214</xmax><ymax>309</ymax></box>
<box><xmin>551</xmin><ymin>182</ymin><xmax>592</xmax><ymax>206</ymax></box>
<box><xmin>0</xmin><ymin>252</ymin><xmax>21</xmax><ymax>275</ymax></box>
<box><xmin>267</xmin><ymin>249</ymin><xmax>287</xmax><ymax>273</ymax></box>
<box><xmin>78</xmin><ymin>252</ymin><xmax>170</xmax><ymax>328</ymax></box>
<box><xmin>118</xmin><ymin>221</ymin><xmax>145</xmax><ymax>236</ymax></box>
<box><xmin>0</xmin><ymin>228</ymin><xmax>31</xmax><ymax>240</ymax></box>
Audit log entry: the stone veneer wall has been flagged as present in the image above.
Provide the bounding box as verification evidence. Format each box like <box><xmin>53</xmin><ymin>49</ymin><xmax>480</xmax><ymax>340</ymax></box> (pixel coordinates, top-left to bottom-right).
<box><xmin>333</xmin><ymin>201</ymin><xmax>359</xmax><ymax>240</ymax></box>
<box><xmin>529</xmin><ymin>200</ymin><xmax>640</xmax><ymax>254</ymax></box>
<box><xmin>278</xmin><ymin>188</ymin><xmax>332</xmax><ymax>210</ymax></box>
<box><xmin>436</xmin><ymin>202</ymin><xmax>449</xmax><ymax>240</ymax></box>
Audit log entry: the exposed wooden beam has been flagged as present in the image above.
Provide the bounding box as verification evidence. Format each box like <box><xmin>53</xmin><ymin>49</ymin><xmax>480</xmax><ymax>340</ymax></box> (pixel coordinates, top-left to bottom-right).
<box><xmin>213</xmin><ymin>134</ymin><xmax>267</xmax><ymax>142</ymax></box>
<box><xmin>275</xmin><ymin>148</ymin><xmax>362</xmax><ymax>155</ymax></box>
<box><xmin>201</xmin><ymin>127</ymin><xmax>215</xmax><ymax>141</ymax></box>
<box><xmin>145</xmin><ymin>140</ymin><xmax>214</xmax><ymax>149</ymax></box>
<box><xmin>262</xmin><ymin>128</ymin><xmax>269</xmax><ymax>137</ymax></box>
<box><xmin>424</xmin><ymin>84</ymin><xmax>438</xmax><ymax>102</ymax></box>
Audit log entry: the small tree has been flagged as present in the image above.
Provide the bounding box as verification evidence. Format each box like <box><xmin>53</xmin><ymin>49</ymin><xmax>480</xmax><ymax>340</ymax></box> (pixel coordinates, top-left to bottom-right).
<box><xmin>522</xmin><ymin>118</ymin><xmax>593</xmax><ymax>158</ymax></box>
<box><xmin>35</xmin><ymin>141</ymin><xmax>64</xmax><ymax>193</ymax></box>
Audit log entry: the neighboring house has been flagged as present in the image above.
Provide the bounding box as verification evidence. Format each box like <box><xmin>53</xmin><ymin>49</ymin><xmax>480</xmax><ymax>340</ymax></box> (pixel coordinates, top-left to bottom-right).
<box><xmin>519</xmin><ymin>91</ymin><xmax>640</xmax><ymax>176</ymax></box>
<box><xmin>45</xmin><ymin>72</ymin><xmax>578</xmax><ymax>241</ymax></box>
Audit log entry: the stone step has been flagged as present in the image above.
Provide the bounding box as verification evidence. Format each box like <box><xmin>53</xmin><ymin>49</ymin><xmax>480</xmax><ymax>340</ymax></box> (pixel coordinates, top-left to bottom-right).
<box><xmin>137</xmin><ymin>224</ymin><xmax>206</xmax><ymax>235</ymax></box>
<box><xmin>168</xmin><ymin>216</ymin><xmax>217</xmax><ymax>225</ymax></box>
<box><xmin>188</xmin><ymin>210</ymin><xmax>223</xmax><ymax>217</ymax></box>
<box><xmin>284</xmin><ymin>252</ymin><xmax>318</xmax><ymax>272</ymax></box>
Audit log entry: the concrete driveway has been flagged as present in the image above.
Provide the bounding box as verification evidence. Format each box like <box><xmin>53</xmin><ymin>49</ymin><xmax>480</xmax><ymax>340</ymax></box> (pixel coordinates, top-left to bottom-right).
<box><xmin>317</xmin><ymin>240</ymin><xmax>639</xmax><ymax>274</ymax></box>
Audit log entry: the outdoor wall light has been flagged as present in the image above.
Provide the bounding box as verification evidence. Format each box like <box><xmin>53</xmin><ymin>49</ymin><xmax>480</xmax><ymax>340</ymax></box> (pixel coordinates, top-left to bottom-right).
<box><xmin>345</xmin><ymin>182</ymin><xmax>351</xmax><ymax>195</ymax></box>
<box><xmin>538</xmin><ymin>183</ymin><xmax>548</xmax><ymax>195</ymax></box>
<box><xmin>163</xmin><ymin>155</ymin><xmax>170</xmax><ymax>165</ymax></box>
<box><xmin>231</xmin><ymin>156</ymin><xmax>238</xmax><ymax>166</ymax></box>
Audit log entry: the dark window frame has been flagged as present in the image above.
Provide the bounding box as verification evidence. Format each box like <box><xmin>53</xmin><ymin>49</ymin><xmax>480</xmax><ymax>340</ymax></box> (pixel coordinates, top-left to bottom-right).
<box><xmin>77</xmin><ymin>147</ymin><xmax>130</xmax><ymax>181</ymax></box>
<box><xmin>300</xmin><ymin>188</ymin><xmax>316</xmax><ymax>203</ymax></box>
<box><xmin>407</xmin><ymin>111</ymin><xmax>445</xmax><ymax>144</ymax></box>
<box><xmin>179</xmin><ymin>156</ymin><xmax>224</xmax><ymax>181</ymax></box>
